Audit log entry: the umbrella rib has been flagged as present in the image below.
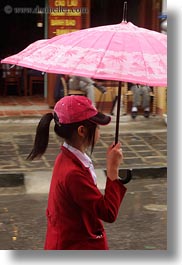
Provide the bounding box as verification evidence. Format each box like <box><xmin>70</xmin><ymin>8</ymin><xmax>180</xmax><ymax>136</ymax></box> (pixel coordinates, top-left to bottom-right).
<box><xmin>61</xmin><ymin>31</ymin><xmax>103</xmax><ymax>77</ymax></box>
<box><xmin>92</xmin><ymin>31</ymin><xmax>117</xmax><ymax>79</ymax></box>
<box><xmin>131</xmin><ymin>28</ymin><xmax>149</xmax><ymax>85</ymax></box>
<box><xmin>132</xmin><ymin>27</ymin><xmax>166</xmax><ymax>85</ymax></box>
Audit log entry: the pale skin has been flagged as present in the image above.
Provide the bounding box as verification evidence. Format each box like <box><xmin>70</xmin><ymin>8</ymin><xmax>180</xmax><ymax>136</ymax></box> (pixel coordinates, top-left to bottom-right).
<box><xmin>66</xmin><ymin>124</ymin><xmax>123</xmax><ymax>181</ymax></box>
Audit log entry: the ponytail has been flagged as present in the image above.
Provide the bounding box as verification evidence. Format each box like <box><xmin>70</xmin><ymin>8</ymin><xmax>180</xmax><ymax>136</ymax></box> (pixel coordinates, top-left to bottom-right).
<box><xmin>27</xmin><ymin>113</ymin><xmax>53</xmax><ymax>160</ymax></box>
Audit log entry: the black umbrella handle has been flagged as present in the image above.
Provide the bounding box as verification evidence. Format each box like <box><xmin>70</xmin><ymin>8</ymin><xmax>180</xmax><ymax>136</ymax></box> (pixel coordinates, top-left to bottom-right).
<box><xmin>114</xmin><ymin>82</ymin><xmax>132</xmax><ymax>184</ymax></box>
<box><xmin>119</xmin><ymin>169</ymin><xmax>133</xmax><ymax>184</ymax></box>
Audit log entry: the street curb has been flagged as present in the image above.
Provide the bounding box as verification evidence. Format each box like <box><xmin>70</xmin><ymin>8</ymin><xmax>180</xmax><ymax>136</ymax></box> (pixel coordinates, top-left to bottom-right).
<box><xmin>118</xmin><ymin>167</ymin><xmax>167</xmax><ymax>179</ymax></box>
<box><xmin>0</xmin><ymin>167</ymin><xmax>167</xmax><ymax>189</ymax></box>
<box><xmin>0</xmin><ymin>173</ymin><xmax>24</xmax><ymax>187</ymax></box>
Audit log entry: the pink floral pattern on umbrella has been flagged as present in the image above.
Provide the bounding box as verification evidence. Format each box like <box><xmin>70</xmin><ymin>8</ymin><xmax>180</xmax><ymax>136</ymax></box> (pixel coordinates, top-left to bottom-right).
<box><xmin>1</xmin><ymin>22</ymin><xmax>167</xmax><ymax>86</ymax></box>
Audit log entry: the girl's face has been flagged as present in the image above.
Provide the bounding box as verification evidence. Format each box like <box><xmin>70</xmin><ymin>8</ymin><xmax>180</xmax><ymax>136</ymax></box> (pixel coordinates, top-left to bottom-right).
<box><xmin>94</xmin><ymin>125</ymin><xmax>100</xmax><ymax>144</ymax></box>
<box><xmin>76</xmin><ymin>123</ymin><xmax>100</xmax><ymax>153</ymax></box>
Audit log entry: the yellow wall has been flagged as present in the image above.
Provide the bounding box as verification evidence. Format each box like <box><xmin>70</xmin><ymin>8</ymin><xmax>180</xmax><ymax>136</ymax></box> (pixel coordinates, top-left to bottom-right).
<box><xmin>95</xmin><ymin>83</ymin><xmax>167</xmax><ymax>115</ymax></box>
<box><xmin>95</xmin><ymin>86</ymin><xmax>118</xmax><ymax>102</ymax></box>
<box><xmin>156</xmin><ymin>86</ymin><xmax>167</xmax><ymax>114</ymax></box>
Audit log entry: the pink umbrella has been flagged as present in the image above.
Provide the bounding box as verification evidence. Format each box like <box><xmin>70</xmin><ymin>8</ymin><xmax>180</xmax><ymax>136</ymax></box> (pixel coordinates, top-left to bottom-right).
<box><xmin>1</xmin><ymin>17</ymin><xmax>167</xmax><ymax>184</ymax></box>
<box><xmin>1</xmin><ymin>21</ymin><xmax>167</xmax><ymax>86</ymax></box>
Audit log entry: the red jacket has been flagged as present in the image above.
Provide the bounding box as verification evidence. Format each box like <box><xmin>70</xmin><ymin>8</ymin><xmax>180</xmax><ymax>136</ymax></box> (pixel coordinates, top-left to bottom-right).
<box><xmin>44</xmin><ymin>146</ymin><xmax>127</xmax><ymax>250</ymax></box>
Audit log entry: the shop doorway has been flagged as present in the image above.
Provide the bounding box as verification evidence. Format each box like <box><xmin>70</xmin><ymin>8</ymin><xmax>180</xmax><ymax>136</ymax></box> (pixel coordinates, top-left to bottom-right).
<box><xmin>0</xmin><ymin>0</ymin><xmax>45</xmax><ymax>97</ymax></box>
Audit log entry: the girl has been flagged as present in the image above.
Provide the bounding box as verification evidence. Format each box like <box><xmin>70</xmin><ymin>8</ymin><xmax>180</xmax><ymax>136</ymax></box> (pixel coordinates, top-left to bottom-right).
<box><xmin>27</xmin><ymin>95</ymin><xmax>127</xmax><ymax>250</ymax></box>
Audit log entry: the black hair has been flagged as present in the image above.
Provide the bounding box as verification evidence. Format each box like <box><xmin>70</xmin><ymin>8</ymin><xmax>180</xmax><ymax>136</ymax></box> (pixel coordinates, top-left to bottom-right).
<box><xmin>27</xmin><ymin>113</ymin><xmax>97</xmax><ymax>160</ymax></box>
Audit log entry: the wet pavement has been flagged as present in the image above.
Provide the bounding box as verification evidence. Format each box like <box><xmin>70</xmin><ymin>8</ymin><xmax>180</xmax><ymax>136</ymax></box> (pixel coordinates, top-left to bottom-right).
<box><xmin>0</xmin><ymin>114</ymin><xmax>167</xmax><ymax>250</ymax></box>
<box><xmin>0</xmin><ymin>178</ymin><xmax>167</xmax><ymax>250</ymax></box>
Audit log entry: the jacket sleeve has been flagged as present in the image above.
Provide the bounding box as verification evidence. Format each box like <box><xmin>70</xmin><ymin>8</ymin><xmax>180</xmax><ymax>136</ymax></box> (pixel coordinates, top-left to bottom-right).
<box><xmin>66</xmin><ymin>169</ymin><xmax>127</xmax><ymax>223</ymax></box>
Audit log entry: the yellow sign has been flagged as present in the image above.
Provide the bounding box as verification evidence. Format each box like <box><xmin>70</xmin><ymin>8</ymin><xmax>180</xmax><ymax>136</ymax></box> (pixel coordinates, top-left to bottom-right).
<box><xmin>54</xmin><ymin>0</ymin><xmax>78</xmax><ymax>7</ymax></box>
<box><xmin>50</xmin><ymin>19</ymin><xmax>76</xmax><ymax>26</ymax></box>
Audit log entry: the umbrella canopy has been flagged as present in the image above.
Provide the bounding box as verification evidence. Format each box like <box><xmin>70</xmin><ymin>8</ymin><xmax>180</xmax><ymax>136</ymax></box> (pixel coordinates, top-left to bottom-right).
<box><xmin>1</xmin><ymin>21</ymin><xmax>167</xmax><ymax>87</ymax></box>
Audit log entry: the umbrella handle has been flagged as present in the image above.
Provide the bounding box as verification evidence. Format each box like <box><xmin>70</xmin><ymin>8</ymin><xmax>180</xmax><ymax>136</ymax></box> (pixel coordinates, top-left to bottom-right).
<box><xmin>119</xmin><ymin>169</ymin><xmax>133</xmax><ymax>184</ymax></box>
<box><xmin>114</xmin><ymin>82</ymin><xmax>132</xmax><ymax>184</ymax></box>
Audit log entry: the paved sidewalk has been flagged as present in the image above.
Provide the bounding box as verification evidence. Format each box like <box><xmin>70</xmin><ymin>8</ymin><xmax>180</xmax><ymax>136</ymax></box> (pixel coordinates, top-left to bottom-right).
<box><xmin>0</xmin><ymin>115</ymin><xmax>167</xmax><ymax>170</ymax></box>
<box><xmin>0</xmin><ymin>178</ymin><xmax>167</xmax><ymax>250</ymax></box>
<box><xmin>0</xmin><ymin>114</ymin><xmax>167</xmax><ymax>189</ymax></box>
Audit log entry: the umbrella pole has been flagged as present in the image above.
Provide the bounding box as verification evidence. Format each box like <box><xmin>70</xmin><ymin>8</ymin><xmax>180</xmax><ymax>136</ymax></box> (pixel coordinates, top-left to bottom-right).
<box><xmin>115</xmin><ymin>81</ymin><xmax>133</xmax><ymax>184</ymax></box>
<box><xmin>115</xmin><ymin>81</ymin><xmax>122</xmax><ymax>144</ymax></box>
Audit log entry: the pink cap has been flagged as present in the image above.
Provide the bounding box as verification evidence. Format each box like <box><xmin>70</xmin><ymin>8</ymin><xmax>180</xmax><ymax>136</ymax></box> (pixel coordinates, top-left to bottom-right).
<box><xmin>54</xmin><ymin>95</ymin><xmax>111</xmax><ymax>125</ymax></box>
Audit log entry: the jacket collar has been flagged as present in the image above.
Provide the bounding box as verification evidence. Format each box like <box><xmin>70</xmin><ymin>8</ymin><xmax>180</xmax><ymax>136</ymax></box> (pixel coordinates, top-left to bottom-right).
<box><xmin>61</xmin><ymin>146</ymin><xmax>89</xmax><ymax>171</ymax></box>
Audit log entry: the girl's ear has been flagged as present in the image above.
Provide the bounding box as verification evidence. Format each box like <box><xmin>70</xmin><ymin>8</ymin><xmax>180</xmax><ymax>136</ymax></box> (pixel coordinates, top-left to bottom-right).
<box><xmin>77</xmin><ymin>125</ymin><xmax>87</xmax><ymax>137</ymax></box>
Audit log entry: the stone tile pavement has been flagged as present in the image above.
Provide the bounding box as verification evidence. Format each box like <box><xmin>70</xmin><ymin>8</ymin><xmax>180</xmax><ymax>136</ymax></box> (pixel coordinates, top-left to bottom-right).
<box><xmin>0</xmin><ymin>115</ymin><xmax>167</xmax><ymax>173</ymax></box>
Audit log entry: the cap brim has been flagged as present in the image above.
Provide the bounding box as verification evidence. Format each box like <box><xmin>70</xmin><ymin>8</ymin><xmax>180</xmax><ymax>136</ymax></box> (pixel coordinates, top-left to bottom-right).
<box><xmin>89</xmin><ymin>112</ymin><xmax>111</xmax><ymax>125</ymax></box>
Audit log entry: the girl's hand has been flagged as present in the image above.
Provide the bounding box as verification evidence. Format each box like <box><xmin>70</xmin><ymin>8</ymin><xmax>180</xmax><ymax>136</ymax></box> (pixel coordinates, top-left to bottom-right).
<box><xmin>106</xmin><ymin>142</ymin><xmax>123</xmax><ymax>181</ymax></box>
